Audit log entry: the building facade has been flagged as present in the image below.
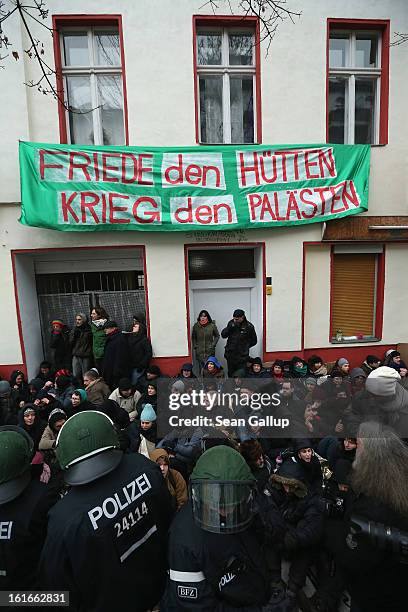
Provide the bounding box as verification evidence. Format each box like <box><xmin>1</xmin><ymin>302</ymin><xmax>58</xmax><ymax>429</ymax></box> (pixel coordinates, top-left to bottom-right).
<box><xmin>1</xmin><ymin>0</ymin><xmax>407</xmax><ymax>379</ymax></box>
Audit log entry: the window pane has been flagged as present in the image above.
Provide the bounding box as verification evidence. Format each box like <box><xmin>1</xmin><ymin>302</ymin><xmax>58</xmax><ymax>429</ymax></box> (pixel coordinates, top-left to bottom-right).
<box><xmin>329</xmin><ymin>35</ymin><xmax>348</xmax><ymax>67</ymax></box>
<box><xmin>66</xmin><ymin>76</ymin><xmax>94</xmax><ymax>144</ymax></box>
<box><xmin>197</xmin><ymin>32</ymin><xmax>222</xmax><ymax>65</ymax></box>
<box><xmin>355</xmin><ymin>34</ymin><xmax>378</xmax><ymax>68</ymax></box>
<box><xmin>63</xmin><ymin>33</ymin><xmax>89</xmax><ymax>66</ymax></box>
<box><xmin>97</xmin><ymin>75</ymin><xmax>125</xmax><ymax>145</ymax></box>
<box><xmin>229</xmin><ymin>33</ymin><xmax>253</xmax><ymax>65</ymax></box>
<box><xmin>328</xmin><ymin>77</ymin><xmax>347</xmax><ymax>143</ymax></box>
<box><xmin>355</xmin><ymin>78</ymin><xmax>376</xmax><ymax>144</ymax></box>
<box><xmin>199</xmin><ymin>76</ymin><xmax>223</xmax><ymax>143</ymax></box>
<box><xmin>95</xmin><ymin>32</ymin><xmax>121</xmax><ymax>66</ymax></box>
<box><xmin>230</xmin><ymin>76</ymin><xmax>254</xmax><ymax>143</ymax></box>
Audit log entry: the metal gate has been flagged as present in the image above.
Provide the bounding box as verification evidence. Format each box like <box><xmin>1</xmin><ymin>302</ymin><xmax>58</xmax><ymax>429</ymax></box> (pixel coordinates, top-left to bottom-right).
<box><xmin>38</xmin><ymin>290</ymin><xmax>146</xmax><ymax>362</ymax></box>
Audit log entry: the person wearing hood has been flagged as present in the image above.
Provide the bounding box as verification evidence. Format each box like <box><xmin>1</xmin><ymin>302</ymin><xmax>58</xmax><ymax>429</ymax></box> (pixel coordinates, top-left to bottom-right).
<box><xmin>102</xmin><ymin>320</ymin><xmax>130</xmax><ymax>390</ymax></box>
<box><xmin>202</xmin><ymin>356</ymin><xmax>225</xmax><ymax>382</ymax></box>
<box><xmin>271</xmin><ymin>359</ymin><xmax>286</xmax><ymax>386</ymax></box>
<box><xmin>9</xmin><ymin>369</ymin><xmax>30</xmax><ymax>409</ymax></box>
<box><xmin>36</xmin><ymin>361</ymin><xmax>54</xmax><ymax>383</ymax></box>
<box><xmin>18</xmin><ymin>405</ymin><xmax>46</xmax><ymax>452</ymax></box>
<box><xmin>176</xmin><ymin>363</ymin><xmax>197</xmax><ymax>391</ymax></box>
<box><xmin>109</xmin><ymin>377</ymin><xmax>141</xmax><ymax>421</ymax></box>
<box><xmin>33</xmin><ymin>388</ymin><xmax>63</xmax><ymax>422</ymax></box>
<box><xmin>83</xmin><ymin>368</ymin><xmax>110</xmax><ymax>406</ymax></box>
<box><xmin>128</xmin><ymin>403</ymin><xmax>157</xmax><ymax>455</ymax></box>
<box><xmin>247</xmin><ymin>357</ymin><xmax>271</xmax><ymax>379</ymax></box>
<box><xmin>0</xmin><ymin>380</ymin><xmax>15</xmax><ymax>426</ymax></box>
<box><xmin>54</xmin><ymin>370</ymin><xmax>76</xmax><ymax>411</ymax></box>
<box><xmin>266</xmin><ymin>459</ymin><xmax>324</xmax><ymax>599</ymax></box>
<box><xmin>135</xmin><ymin>364</ymin><xmax>164</xmax><ymax>394</ymax></box>
<box><xmin>361</xmin><ymin>366</ymin><xmax>408</xmax><ymax>435</ymax></box>
<box><xmin>192</xmin><ymin>309</ymin><xmax>220</xmax><ymax>373</ymax></box>
<box><xmin>125</xmin><ymin>317</ymin><xmax>153</xmax><ymax>384</ymax></box>
<box><xmin>385</xmin><ymin>350</ymin><xmax>407</xmax><ymax>373</ymax></box>
<box><xmin>0</xmin><ymin>427</ymin><xmax>59</xmax><ymax>590</ymax></box>
<box><xmin>161</xmin><ymin>446</ymin><xmax>272</xmax><ymax>611</ymax></box>
<box><xmin>67</xmin><ymin>389</ymin><xmax>95</xmax><ymax>417</ymax></box>
<box><xmin>90</xmin><ymin>306</ymin><xmax>109</xmax><ymax>371</ymax></box>
<box><xmin>28</xmin><ymin>377</ymin><xmax>45</xmax><ymax>402</ymax></box>
<box><xmin>136</xmin><ymin>380</ymin><xmax>158</xmax><ymax>419</ymax></box>
<box><xmin>308</xmin><ymin>355</ymin><xmax>328</xmax><ymax>379</ymax></box>
<box><xmin>350</xmin><ymin>367</ymin><xmax>367</xmax><ymax>395</ymax></box>
<box><xmin>289</xmin><ymin>356</ymin><xmax>309</xmax><ymax>379</ymax></box>
<box><xmin>150</xmin><ymin>448</ymin><xmax>187</xmax><ymax>512</ymax></box>
<box><xmin>360</xmin><ymin>354</ymin><xmax>381</xmax><ymax>377</ymax></box>
<box><xmin>317</xmin><ymin>434</ymin><xmax>358</xmax><ymax>472</ymax></box>
<box><xmin>291</xmin><ymin>438</ymin><xmax>322</xmax><ymax>493</ymax></box>
<box><xmin>39</xmin><ymin>408</ymin><xmax>67</xmax><ymax>463</ymax></box>
<box><xmin>221</xmin><ymin>309</ymin><xmax>257</xmax><ymax>377</ymax></box>
<box><xmin>240</xmin><ymin>438</ymin><xmax>273</xmax><ymax>491</ymax></box>
<box><xmin>49</xmin><ymin>318</ymin><xmax>71</xmax><ymax>370</ymax></box>
<box><xmin>69</xmin><ymin>313</ymin><xmax>93</xmax><ymax>381</ymax></box>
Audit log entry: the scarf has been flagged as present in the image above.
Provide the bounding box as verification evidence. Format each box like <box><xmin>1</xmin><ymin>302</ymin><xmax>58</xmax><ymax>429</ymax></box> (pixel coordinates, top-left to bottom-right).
<box><xmin>92</xmin><ymin>318</ymin><xmax>107</xmax><ymax>328</ymax></box>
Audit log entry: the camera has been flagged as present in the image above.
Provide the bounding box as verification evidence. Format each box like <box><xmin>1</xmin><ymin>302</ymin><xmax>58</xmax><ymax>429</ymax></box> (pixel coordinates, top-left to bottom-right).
<box><xmin>318</xmin><ymin>496</ymin><xmax>346</xmax><ymax>518</ymax></box>
<box><xmin>351</xmin><ymin>515</ymin><xmax>408</xmax><ymax>564</ymax></box>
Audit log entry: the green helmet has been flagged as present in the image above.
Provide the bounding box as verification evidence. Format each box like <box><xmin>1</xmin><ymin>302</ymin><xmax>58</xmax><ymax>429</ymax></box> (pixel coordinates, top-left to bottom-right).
<box><xmin>190</xmin><ymin>446</ymin><xmax>256</xmax><ymax>534</ymax></box>
<box><xmin>0</xmin><ymin>427</ymin><xmax>33</xmax><ymax>505</ymax></box>
<box><xmin>56</xmin><ymin>411</ymin><xmax>122</xmax><ymax>486</ymax></box>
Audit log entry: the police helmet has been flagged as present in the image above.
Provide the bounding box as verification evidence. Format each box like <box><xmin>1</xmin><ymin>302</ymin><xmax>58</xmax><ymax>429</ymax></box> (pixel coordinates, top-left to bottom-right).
<box><xmin>0</xmin><ymin>426</ymin><xmax>34</xmax><ymax>505</ymax></box>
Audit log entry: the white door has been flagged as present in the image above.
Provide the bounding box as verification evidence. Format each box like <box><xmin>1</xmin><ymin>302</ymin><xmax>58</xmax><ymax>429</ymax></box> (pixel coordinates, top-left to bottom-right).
<box><xmin>189</xmin><ymin>279</ymin><xmax>262</xmax><ymax>372</ymax></box>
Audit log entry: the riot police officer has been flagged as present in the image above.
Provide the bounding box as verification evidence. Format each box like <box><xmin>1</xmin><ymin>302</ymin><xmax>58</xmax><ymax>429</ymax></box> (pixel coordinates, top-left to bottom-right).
<box><xmin>0</xmin><ymin>426</ymin><xmax>58</xmax><ymax>589</ymax></box>
<box><xmin>161</xmin><ymin>445</ymin><xmax>272</xmax><ymax>611</ymax></box>
<box><xmin>39</xmin><ymin>410</ymin><xmax>173</xmax><ymax>612</ymax></box>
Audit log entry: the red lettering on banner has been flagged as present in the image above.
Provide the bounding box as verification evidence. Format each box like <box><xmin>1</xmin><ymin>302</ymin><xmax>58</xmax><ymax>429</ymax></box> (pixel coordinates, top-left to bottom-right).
<box><xmin>132</xmin><ymin>197</ymin><xmax>160</xmax><ymax>223</ymax></box>
<box><xmin>260</xmin><ymin>194</ymin><xmax>276</xmax><ymax>222</ymax></box>
<box><xmin>273</xmin><ymin>192</ymin><xmax>287</xmax><ymax>221</ymax></box>
<box><xmin>93</xmin><ymin>152</ymin><xmax>100</xmax><ymax>181</ymax></box>
<box><xmin>109</xmin><ymin>193</ymin><xmax>129</xmax><ymax>223</ymax></box>
<box><xmin>174</xmin><ymin>197</ymin><xmax>193</xmax><ymax>223</ymax></box>
<box><xmin>102</xmin><ymin>154</ymin><xmax>121</xmax><ymax>183</ymax></box>
<box><xmin>164</xmin><ymin>154</ymin><xmax>221</xmax><ymax>187</ymax></box>
<box><xmin>330</xmin><ymin>185</ymin><xmax>346</xmax><ymax>213</ymax></box>
<box><xmin>80</xmin><ymin>191</ymin><xmax>100</xmax><ymax>223</ymax></box>
<box><xmin>195</xmin><ymin>205</ymin><xmax>213</xmax><ymax>224</ymax></box>
<box><xmin>101</xmin><ymin>193</ymin><xmax>107</xmax><ymax>224</ymax></box>
<box><xmin>314</xmin><ymin>187</ymin><xmax>332</xmax><ymax>216</ymax></box>
<box><xmin>39</xmin><ymin>149</ymin><xmax>67</xmax><ymax>180</ymax></box>
<box><xmin>61</xmin><ymin>192</ymin><xmax>79</xmax><ymax>223</ymax></box>
<box><xmin>68</xmin><ymin>152</ymin><xmax>92</xmax><ymax>181</ymax></box>
<box><xmin>121</xmin><ymin>154</ymin><xmax>138</xmax><ymax>184</ymax></box>
<box><xmin>185</xmin><ymin>164</ymin><xmax>201</xmax><ymax>185</ymax></box>
<box><xmin>248</xmin><ymin>194</ymin><xmax>262</xmax><ymax>221</ymax></box>
<box><xmin>341</xmin><ymin>181</ymin><xmax>360</xmax><ymax>208</ymax></box>
<box><xmin>286</xmin><ymin>191</ymin><xmax>301</xmax><ymax>220</ymax></box>
<box><xmin>319</xmin><ymin>148</ymin><xmax>336</xmax><ymax>178</ymax></box>
<box><xmin>259</xmin><ymin>153</ymin><xmax>277</xmax><ymax>184</ymax></box>
<box><xmin>213</xmin><ymin>203</ymin><xmax>233</xmax><ymax>224</ymax></box>
<box><xmin>299</xmin><ymin>188</ymin><xmax>318</xmax><ymax>219</ymax></box>
<box><xmin>138</xmin><ymin>154</ymin><xmax>153</xmax><ymax>185</ymax></box>
<box><xmin>239</xmin><ymin>152</ymin><xmax>260</xmax><ymax>187</ymax></box>
<box><xmin>304</xmin><ymin>150</ymin><xmax>320</xmax><ymax>179</ymax></box>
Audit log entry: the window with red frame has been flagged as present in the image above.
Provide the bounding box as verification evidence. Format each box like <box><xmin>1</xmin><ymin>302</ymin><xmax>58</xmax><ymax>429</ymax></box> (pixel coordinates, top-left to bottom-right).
<box><xmin>57</xmin><ymin>26</ymin><xmax>125</xmax><ymax>145</ymax></box>
<box><xmin>195</xmin><ymin>25</ymin><xmax>259</xmax><ymax>144</ymax></box>
<box><xmin>327</xmin><ymin>21</ymin><xmax>389</xmax><ymax>145</ymax></box>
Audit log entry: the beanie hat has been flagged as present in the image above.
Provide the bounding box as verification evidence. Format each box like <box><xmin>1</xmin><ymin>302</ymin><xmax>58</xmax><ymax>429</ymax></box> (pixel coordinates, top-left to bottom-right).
<box><xmin>181</xmin><ymin>363</ymin><xmax>193</xmax><ymax>372</ymax></box>
<box><xmin>118</xmin><ymin>378</ymin><xmax>132</xmax><ymax>391</ymax></box>
<box><xmin>366</xmin><ymin>366</ymin><xmax>401</xmax><ymax>397</ymax></box>
<box><xmin>48</xmin><ymin>408</ymin><xmax>67</xmax><ymax>430</ymax></box>
<box><xmin>305</xmin><ymin>377</ymin><xmax>317</xmax><ymax>386</ymax></box>
<box><xmin>51</xmin><ymin>319</ymin><xmax>64</xmax><ymax>328</ymax></box>
<box><xmin>172</xmin><ymin>380</ymin><xmax>185</xmax><ymax>393</ymax></box>
<box><xmin>74</xmin><ymin>388</ymin><xmax>87</xmax><ymax>403</ymax></box>
<box><xmin>90</xmin><ymin>368</ymin><xmax>99</xmax><ymax>377</ymax></box>
<box><xmin>350</xmin><ymin>368</ymin><xmax>366</xmax><ymax>381</ymax></box>
<box><xmin>140</xmin><ymin>404</ymin><xmax>157</xmax><ymax>422</ymax></box>
<box><xmin>293</xmin><ymin>438</ymin><xmax>313</xmax><ymax>452</ymax></box>
<box><xmin>233</xmin><ymin>309</ymin><xmax>245</xmax><ymax>317</ymax></box>
<box><xmin>146</xmin><ymin>365</ymin><xmax>161</xmax><ymax>376</ymax></box>
<box><xmin>29</xmin><ymin>378</ymin><xmax>44</xmax><ymax>393</ymax></box>
<box><xmin>338</xmin><ymin>358</ymin><xmax>349</xmax><ymax>367</ymax></box>
<box><xmin>385</xmin><ymin>349</ymin><xmax>395</xmax><ymax>359</ymax></box>
<box><xmin>367</xmin><ymin>355</ymin><xmax>381</xmax><ymax>365</ymax></box>
<box><xmin>273</xmin><ymin>360</ymin><xmax>285</xmax><ymax>368</ymax></box>
<box><xmin>55</xmin><ymin>375</ymin><xmax>70</xmax><ymax>390</ymax></box>
<box><xmin>388</xmin><ymin>351</ymin><xmax>400</xmax><ymax>359</ymax></box>
<box><xmin>252</xmin><ymin>357</ymin><xmax>263</xmax><ymax>367</ymax></box>
<box><xmin>0</xmin><ymin>380</ymin><xmax>11</xmax><ymax>398</ymax></box>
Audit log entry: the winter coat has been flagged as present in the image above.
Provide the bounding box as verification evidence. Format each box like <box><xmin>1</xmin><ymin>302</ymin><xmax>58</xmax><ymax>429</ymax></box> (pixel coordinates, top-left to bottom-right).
<box><xmin>157</xmin><ymin>429</ymin><xmax>203</xmax><ymax>468</ymax></box>
<box><xmin>136</xmin><ymin>392</ymin><xmax>157</xmax><ymax>420</ymax></box>
<box><xmin>150</xmin><ymin>449</ymin><xmax>188</xmax><ymax>510</ymax></box>
<box><xmin>109</xmin><ymin>387</ymin><xmax>141</xmax><ymax>419</ymax></box>
<box><xmin>85</xmin><ymin>378</ymin><xmax>111</xmax><ymax>406</ymax></box>
<box><xmin>69</xmin><ymin>323</ymin><xmax>93</xmax><ymax>358</ymax></box>
<box><xmin>125</xmin><ymin>325</ymin><xmax>152</xmax><ymax>370</ymax></box>
<box><xmin>99</xmin><ymin>399</ymin><xmax>130</xmax><ymax>429</ymax></box>
<box><xmin>17</xmin><ymin>410</ymin><xmax>46</xmax><ymax>452</ymax></box>
<box><xmin>39</xmin><ymin>425</ymin><xmax>57</xmax><ymax>452</ymax></box>
<box><xmin>9</xmin><ymin>371</ymin><xmax>30</xmax><ymax>408</ymax></box>
<box><xmin>49</xmin><ymin>326</ymin><xmax>71</xmax><ymax>370</ymax></box>
<box><xmin>127</xmin><ymin>421</ymin><xmax>158</xmax><ymax>454</ymax></box>
<box><xmin>351</xmin><ymin>385</ymin><xmax>408</xmax><ymax>434</ymax></box>
<box><xmin>55</xmin><ymin>383</ymin><xmax>76</xmax><ymax>411</ymax></box>
<box><xmin>221</xmin><ymin>318</ymin><xmax>257</xmax><ymax>363</ymax></box>
<box><xmin>102</xmin><ymin>330</ymin><xmax>130</xmax><ymax>390</ymax></box>
<box><xmin>91</xmin><ymin>320</ymin><xmax>107</xmax><ymax>360</ymax></box>
<box><xmin>192</xmin><ymin>321</ymin><xmax>220</xmax><ymax>364</ymax></box>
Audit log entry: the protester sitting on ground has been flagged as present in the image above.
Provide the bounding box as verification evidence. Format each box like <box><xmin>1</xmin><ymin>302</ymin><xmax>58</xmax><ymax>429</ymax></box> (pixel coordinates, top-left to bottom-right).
<box><xmin>240</xmin><ymin>438</ymin><xmax>273</xmax><ymax>491</ymax></box>
<box><xmin>303</xmin><ymin>378</ymin><xmax>317</xmax><ymax>403</ymax></box>
<box><xmin>317</xmin><ymin>435</ymin><xmax>357</xmax><ymax>471</ymax></box>
<box><xmin>54</xmin><ymin>370</ymin><xmax>76</xmax><ymax>411</ymax></box>
<box><xmin>28</xmin><ymin>378</ymin><xmax>45</xmax><ymax>402</ymax></box>
<box><xmin>360</xmin><ymin>354</ymin><xmax>382</xmax><ymax>377</ymax></box>
<box><xmin>289</xmin><ymin>356</ymin><xmax>309</xmax><ymax>379</ymax></box>
<box><xmin>49</xmin><ymin>318</ymin><xmax>71</xmax><ymax>370</ymax></box>
<box><xmin>128</xmin><ymin>403</ymin><xmax>157</xmax><ymax>456</ymax></box>
<box><xmin>247</xmin><ymin>357</ymin><xmax>271</xmax><ymax>379</ymax></box>
<box><xmin>136</xmin><ymin>380</ymin><xmax>158</xmax><ymax>419</ymax></box>
<box><xmin>350</xmin><ymin>367</ymin><xmax>367</xmax><ymax>395</ymax></box>
<box><xmin>109</xmin><ymin>377</ymin><xmax>141</xmax><ymax>421</ymax></box>
<box><xmin>90</xmin><ymin>306</ymin><xmax>108</xmax><ymax>372</ymax></box>
<box><xmin>192</xmin><ymin>309</ymin><xmax>220</xmax><ymax>373</ymax></box>
<box><xmin>83</xmin><ymin>368</ymin><xmax>110</xmax><ymax>406</ymax></box>
<box><xmin>135</xmin><ymin>364</ymin><xmax>162</xmax><ymax>394</ymax></box>
<box><xmin>398</xmin><ymin>365</ymin><xmax>408</xmax><ymax>389</ymax></box>
<box><xmin>333</xmin><ymin>357</ymin><xmax>350</xmax><ymax>380</ymax></box>
<box><xmin>18</xmin><ymin>404</ymin><xmax>46</xmax><ymax>452</ymax></box>
<box><xmin>38</xmin><ymin>408</ymin><xmax>67</xmax><ymax>466</ymax></box>
<box><xmin>125</xmin><ymin>316</ymin><xmax>153</xmax><ymax>385</ymax></box>
<box><xmin>9</xmin><ymin>369</ymin><xmax>30</xmax><ymax>409</ymax></box>
<box><xmin>150</xmin><ymin>448</ymin><xmax>188</xmax><ymax>511</ymax></box>
<box><xmin>67</xmin><ymin>389</ymin><xmax>95</xmax><ymax>417</ymax></box>
<box><xmin>308</xmin><ymin>355</ymin><xmax>328</xmax><ymax>379</ymax></box>
<box><xmin>291</xmin><ymin>438</ymin><xmax>322</xmax><ymax>493</ymax></box>
<box><xmin>33</xmin><ymin>387</ymin><xmax>63</xmax><ymax>422</ymax></box>
<box><xmin>0</xmin><ymin>380</ymin><xmax>14</xmax><ymax>425</ymax></box>
<box><xmin>271</xmin><ymin>359</ymin><xmax>286</xmax><ymax>385</ymax></box>
<box><xmin>176</xmin><ymin>362</ymin><xmax>197</xmax><ymax>380</ymax></box>
<box><xmin>35</xmin><ymin>361</ymin><xmax>54</xmax><ymax>383</ymax></box>
<box><xmin>99</xmin><ymin>399</ymin><xmax>130</xmax><ymax>432</ymax></box>
<box><xmin>202</xmin><ymin>356</ymin><xmax>225</xmax><ymax>381</ymax></box>
<box><xmin>385</xmin><ymin>350</ymin><xmax>407</xmax><ymax>372</ymax></box>
<box><xmin>157</xmin><ymin>426</ymin><xmax>203</xmax><ymax>481</ymax></box>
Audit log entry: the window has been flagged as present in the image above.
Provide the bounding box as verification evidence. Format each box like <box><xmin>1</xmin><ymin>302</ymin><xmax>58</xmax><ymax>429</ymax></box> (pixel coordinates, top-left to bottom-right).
<box><xmin>194</xmin><ymin>18</ymin><xmax>261</xmax><ymax>144</ymax></box>
<box><xmin>330</xmin><ymin>250</ymin><xmax>384</xmax><ymax>343</ymax></box>
<box><xmin>55</xmin><ymin>19</ymin><xmax>126</xmax><ymax>145</ymax></box>
<box><xmin>188</xmin><ymin>248</ymin><xmax>255</xmax><ymax>279</ymax></box>
<box><xmin>327</xmin><ymin>20</ymin><xmax>389</xmax><ymax>145</ymax></box>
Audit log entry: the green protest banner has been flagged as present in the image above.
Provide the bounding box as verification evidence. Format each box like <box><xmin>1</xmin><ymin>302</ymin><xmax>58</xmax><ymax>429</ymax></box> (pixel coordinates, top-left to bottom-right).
<box><xmin>19</xmin><ymin>141</ymin><xmax>370</xmax><ymax>232</ymax></box>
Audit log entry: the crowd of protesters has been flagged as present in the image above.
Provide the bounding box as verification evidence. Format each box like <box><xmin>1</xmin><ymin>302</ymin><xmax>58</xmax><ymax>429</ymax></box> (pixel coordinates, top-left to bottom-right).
<box><xmin>0</xmin><ymin>305</ymin><xmax>407</xmax><ymax>612</ymax></box>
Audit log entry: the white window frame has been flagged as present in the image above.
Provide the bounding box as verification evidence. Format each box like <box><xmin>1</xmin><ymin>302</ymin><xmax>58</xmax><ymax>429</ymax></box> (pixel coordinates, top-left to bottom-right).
<box><xmin>328</xmin><ymin>30</ymin><xmax>381</xmax><ymax>144</ymax></box>
<box><xmin>60</xmin><ymin>26</ymin><xmax>125</xmax><ymax>145</ymax></box>
<box><xmin>196</xmin><ymin>26</ymin><xmax>257</xmax><ymax>144</ymax></box>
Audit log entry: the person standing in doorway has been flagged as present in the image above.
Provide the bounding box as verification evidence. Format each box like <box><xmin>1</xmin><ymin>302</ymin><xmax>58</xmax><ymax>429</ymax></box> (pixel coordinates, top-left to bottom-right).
<box><xmin>192</xmin><ymin>309</ymin><xmax>220</xmax><ymax>373</ymax></box>
<box><xmin>221</xmin><ymin>309</ymin><xmax>257</xmax><ymax>377</ymax></box>
<box><xmin>90</xmin><ymin>306</ymin><xmax>109</xmax><ymax>372</ymax></box>
<box><xmin>69</xmin><ymin>313</ymin><xmax>93</xmax><ymax>383</ymax></box>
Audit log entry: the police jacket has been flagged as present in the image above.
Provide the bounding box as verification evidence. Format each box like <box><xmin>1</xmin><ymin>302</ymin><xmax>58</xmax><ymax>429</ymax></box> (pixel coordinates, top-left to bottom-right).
<box><xmin>0</xmin><ymin>477</ymin><xmax>59</xmax><ymax>590</ymax></box>
<box><xmin>39</xmin><ymin>453</ymin><xmax>173</xmax><ymax>612</ymax></box>
<box><xmin>161</xmin><ymin>502</ymin><xmax>270</xmax><ymax>611</ymax></box>
<box><xmin>221</xmin><ymin>319</ymin><xmax>257</xmax><ymax>361</ymax></box>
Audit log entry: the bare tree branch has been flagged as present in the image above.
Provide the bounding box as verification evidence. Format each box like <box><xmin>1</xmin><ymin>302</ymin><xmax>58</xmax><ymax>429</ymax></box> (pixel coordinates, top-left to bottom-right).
<box><xmin>391</xmin><ymin>31</ymin><xmax>408</xmax><ymax>46</ymax></box>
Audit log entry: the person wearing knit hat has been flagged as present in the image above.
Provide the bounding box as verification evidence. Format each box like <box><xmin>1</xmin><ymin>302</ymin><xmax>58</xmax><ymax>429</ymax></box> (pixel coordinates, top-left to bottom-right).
<box><xmin>336</xmin><ymin>358</ymin><xmax>350</xmax><ymax>378</ymax></box>
<box><xmin>127</xmin><ymin>403</ymin><xmax>157</xmax><ymax>456</ymax></box>
<box><xmin>140</xmin><ymin>403</ymin><xmax>157</xmax><ymax>423</ymax></box>
<box><xmin>18</xmin><ymin>404</ymin><xmax>45</xmax><ymax>452</ymax></box>
<box><xmin>50</xmin><ymin>319</ymin><xmax>71</xmax><ymax>371</ymax></box>
<box><xmin>68</xmin><ymin>388</ymin><xmax>95</xmax><ymax>417</ymax></box>
<box><xmin>69</xmin><ymin>313</ymin><xmax>93</xmax><ymax>383</ymax></box>
<box><xmin>108</xmin><ymin>378</ymin><xmax>140</xmax><ymax>422</ymax></box>
<box><xmin>361</xmin><ymin>354</ymin><xmax>382</xmax><ymax>377</ymax></box>
<box><xmin>221</xmin><ymin>309</ymin><xmax>257</xmax><ymax>376</ymax></box>
<box><xmin>364</xmin><ymin>366</ymin><xmax>408</xmax><ymax>435</ymax></box>
<box><xmin>386</xmin><ymin>350</ymin><xmax>407</xmax><ymax>373</ymax></box>
<box><xmin>39</xmin><ymin>408</ymin><xmax>67</xmax><ymax>456</ymax></box>
<box><xmin>365</xmin><ymin>366</ymin><xmax>401</xmax><ymax>397</ymax></box>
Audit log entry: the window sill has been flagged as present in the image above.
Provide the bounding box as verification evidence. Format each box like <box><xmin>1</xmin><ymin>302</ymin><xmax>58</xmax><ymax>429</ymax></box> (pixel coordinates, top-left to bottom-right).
<box><xmin>330</xmin><ymin>337</ymin><xmax>381</xmax><ymax>344</ymax></box>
